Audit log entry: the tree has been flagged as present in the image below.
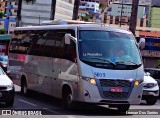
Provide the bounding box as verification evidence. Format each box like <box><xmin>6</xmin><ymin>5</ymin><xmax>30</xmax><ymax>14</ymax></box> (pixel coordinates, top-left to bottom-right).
<box><xmin>0</xmin><ymin>29</ymin><xmax>6</xmax><ymax>34</ymax></box>
<box><xmin>0</xmin><ymin>11</ymin><xmax>4</xmax><ymax>18</ymax></box>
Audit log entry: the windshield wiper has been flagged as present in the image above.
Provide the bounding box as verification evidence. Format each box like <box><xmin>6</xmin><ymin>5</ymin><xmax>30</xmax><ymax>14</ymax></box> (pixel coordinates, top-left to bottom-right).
<box><xmin>85</xmin><ymin>57</ymin><xmax>116</xmax><ymax>65</ymax></box>
<box><xmin>115</xmin><ymin>61</ymin><xmax>139</xmax><ymax>65</ymax></box>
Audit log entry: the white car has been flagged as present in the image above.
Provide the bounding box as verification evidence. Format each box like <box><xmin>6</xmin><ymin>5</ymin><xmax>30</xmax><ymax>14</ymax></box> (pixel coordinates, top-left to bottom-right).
<box><xmin>0</xmin><ymin>67</ymin><xmax>15</xmax><ymax>106</ymax></box>
<box><xmin>142</xmin><ymin>72</ymin><xmax>159</xmax><ymax>105</ymax></box>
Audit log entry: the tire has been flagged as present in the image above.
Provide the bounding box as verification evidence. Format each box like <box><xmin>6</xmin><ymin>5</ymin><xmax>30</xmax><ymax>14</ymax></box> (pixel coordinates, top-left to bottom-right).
<box><xmin>62</xmin><ymin>88</ymin><xmax>74</xmax><ymax>109</ymax></box>
<box><xmin>6</xmin><ymin>97</ymin><xmax>14</xmax><ymax>107</ymax></box>
<box><xmin>146</xmin><ymin>96</ymin><xmax>157</xmax><ymax>105</ymax></box>
<box><xmin>117</xmin><ymin>104</ymin><xmax>130</xmax><ymax>112</ymax></box>
<box><xmin>21</xmin><ymin>78</ymin><xmax>28</xmax><ymax>96</ymax></box>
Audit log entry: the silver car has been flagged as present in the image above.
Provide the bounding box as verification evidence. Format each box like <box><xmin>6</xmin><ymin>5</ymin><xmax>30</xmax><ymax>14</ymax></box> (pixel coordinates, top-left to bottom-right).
<box><xmin>142</xmin><ymin>72</ymin><xmax>159</xmax><ymax>105</ymax></box>
<box><xmin>0</xmin><ymin>67</ymin><xmax>14</xmax><ymax>106</ymax></box>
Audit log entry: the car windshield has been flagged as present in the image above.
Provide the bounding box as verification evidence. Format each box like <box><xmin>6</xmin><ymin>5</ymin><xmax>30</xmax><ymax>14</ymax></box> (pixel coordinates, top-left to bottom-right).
<box><xmin>0</xmin><ymin>56</ymin><xmax>8</xmax><ymax>62</ymax></box>
<box><xmin>78</xmin><ymin>30</ymin><xmax>142</xmax><ymax>66</ymax></box>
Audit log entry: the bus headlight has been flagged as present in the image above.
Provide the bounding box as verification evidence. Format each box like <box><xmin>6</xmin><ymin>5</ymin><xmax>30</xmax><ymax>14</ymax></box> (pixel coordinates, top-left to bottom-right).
<box><xmin>80</xmin><ymin>76</ymin><xmax>96</xmax><ymax>85</ymax></box>
<box><xmin>134</xmin><ymin>80</ymin><xmax>143</xmax><ymax>87</ymax></box>
<box><xmin>89</xmin><ymin>78</ymin><xmax>96</xmax><ymax>85</ymax></box>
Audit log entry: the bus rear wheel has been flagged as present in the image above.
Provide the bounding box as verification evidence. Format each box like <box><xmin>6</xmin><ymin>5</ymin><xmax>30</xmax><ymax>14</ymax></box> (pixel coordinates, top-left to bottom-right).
<box><xmin>21</xmin><ymin>78</ymin><xmax>28</xmax><ymax>96</ymax></box>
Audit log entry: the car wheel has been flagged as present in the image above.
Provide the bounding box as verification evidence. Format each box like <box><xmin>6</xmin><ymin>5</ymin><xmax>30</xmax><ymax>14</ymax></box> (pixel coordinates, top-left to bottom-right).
<box><xmin>117</xmin><ymin>104</ymin><xmax>130</xmax><ymax>112</ymax></box>
<box><xmin>6</xmin><ymin>97</ymin><xmax>14</xmax><ymax>107</ymax></box>
<box><xmin>21</xmin><ymin>78</ymin><xmax>28</xmax><ymax>95</ymax></box>
<box><xmin>146</xmin><ymin>96</ymin><xmax>157</xmax><ymax>105</ymax></box>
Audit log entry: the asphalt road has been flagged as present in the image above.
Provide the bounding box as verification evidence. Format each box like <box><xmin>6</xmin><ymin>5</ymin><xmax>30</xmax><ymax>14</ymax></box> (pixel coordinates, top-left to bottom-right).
<box><xmin>0</xmin><ymin>85</ymin><xmax>160</xmax><ymax>118</ymax></box>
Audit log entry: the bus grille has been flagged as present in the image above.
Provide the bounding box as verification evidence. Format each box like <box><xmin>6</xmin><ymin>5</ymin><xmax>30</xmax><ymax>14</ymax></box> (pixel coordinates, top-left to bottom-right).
<box><xmin>103</xmin><ymin>91</ymin><xmax>128</xmax><ymax>98</ymax></box>
<box><xmin>100</xmin><ymin>79</ymin><xmax>131</xmax><ymax>87</ymax></box>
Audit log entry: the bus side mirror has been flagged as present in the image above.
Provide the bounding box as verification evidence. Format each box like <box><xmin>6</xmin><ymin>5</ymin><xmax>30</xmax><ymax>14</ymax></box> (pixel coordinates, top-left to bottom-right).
<box><xmin>138</xmin><ymin>38</ymin><xmax>145</xmax><ymax>49</ymax></box>
<box><xmin>65</xmin><ymin>33</ymin><xmax>71</xmax><ymax>44</ymax></box>
<box><xmin>65</xmin><ymin>33</ymin><xmax>77</xmax><ymax>44</ymax></box>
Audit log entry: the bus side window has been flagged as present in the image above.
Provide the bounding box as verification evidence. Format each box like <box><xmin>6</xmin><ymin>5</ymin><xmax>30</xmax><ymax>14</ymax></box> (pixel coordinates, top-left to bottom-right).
<box><xmin>9</xmin><ymin>30</ymin><xmax>30</xmax><ymax>54</ymax></box>
<box><xmin>28</xmin><ymin>30</ymin><xmax>46</xmax><ymax>56</ymax></box>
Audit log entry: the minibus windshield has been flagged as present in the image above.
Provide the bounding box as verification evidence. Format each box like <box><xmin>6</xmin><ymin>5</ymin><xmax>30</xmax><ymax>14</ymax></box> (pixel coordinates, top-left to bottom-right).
<box><xmin>78</xmin><ymin>30</ymin><xmax>142</xmax><ymax>68</ymax></box>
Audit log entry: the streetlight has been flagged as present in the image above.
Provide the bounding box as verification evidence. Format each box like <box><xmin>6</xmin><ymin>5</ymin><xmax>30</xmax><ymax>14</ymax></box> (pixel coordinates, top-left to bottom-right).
<box><xmin>119</xmin><ymin>0</ymin><xmax>124</xmax><ymax>27</ymax></box>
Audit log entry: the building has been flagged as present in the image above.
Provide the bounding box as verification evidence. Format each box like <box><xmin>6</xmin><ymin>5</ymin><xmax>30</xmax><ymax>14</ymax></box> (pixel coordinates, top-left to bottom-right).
<box><xmin>80</xmin><ymin>0</ymin><xmax>99</xmax><ymax>6</ymax></box>
<box><xmin>5</xmin><ymin>0</ymin><xmax>17</xmax><ymax>33</ymax></box>
<box><xmin>0</xmin><ymin>17</ymin><xmax>16</xmax><ymax>34</ymax></box>
<box><xmin>79</xmin><ymin>2</ymin><xmax>100</xmax><ymax>13</ymax></box>
<box><xmin>0</xmin><ymin>0</ymin><xmax>17</xmax><ymax>34</ymax></box>
<box><xmin>148</xmin><ymin>6</ymin><xmax>160</xmax><ymax>28</ymax></box>
<box><xmin>5</xmin><ymin>0</ymin><xmax>18</xmax><ymax>19</ymax></box>
<box><xmin>0</xmin><ymin>0</ymin><xmax>5</xmax><ymax>11</ymax></box>
<box><xmin>103</xmin><ymin>0</ymin><xmax>157</xmax><ymax>27</ymax></box>
<box><xmin>114</xmin><ymin>0</ymin><xmax>151</xmax><ymax>5</ymax></box>
<box><xmin>105</xmin><ymin>3</ymin><xmax>147</xmax><ymax>27</ymax></box>
<box><xmin>20</xmin><ymin>0</ymin><xmax>75</xmax><ymax>26</ymax></box>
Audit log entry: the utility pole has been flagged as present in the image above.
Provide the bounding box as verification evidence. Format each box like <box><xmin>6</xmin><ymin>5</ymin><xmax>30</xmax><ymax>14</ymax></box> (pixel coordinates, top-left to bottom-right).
<box><xmin>119</xmin><ymin>0</ymin><xmax>124</xmax><ymax>27</ymax></box>
<box><xmin>73</xmin><ymin>0</ymin><xmax>80</xmax><ymax>20</ymax></box>
<box><xmin>50</xmin><ymin>0</ymin><xmax>56</xmax><ymax>20</ymax></box>
<box><xmin>129</xmin><ymin>0</ymin><xmax>139</xmax><ymax>35</ymax></box>
<box><xmin>17</xmin><ymin>0</ymin><xmax>22</xmax><ymax>27</ymax></box>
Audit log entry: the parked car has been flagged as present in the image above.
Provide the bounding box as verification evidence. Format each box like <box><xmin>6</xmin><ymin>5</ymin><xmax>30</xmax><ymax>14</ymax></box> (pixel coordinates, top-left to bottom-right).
<box><xmin>0</xmin><ymin>55</ymin><xmax>8</xmax><ymax>72</ymax></box>
<box><xmin>142</xmin><ymin>72</ymin><xmax>159</xmax><ymax>105</ymax></box>
<box><xmin>0</xmin><ymin>67</ymin><xmax>14</xmax><ymax>106</ymax></box>
<box><xmin>144</xmin><ymin>68</ymin><xmax>160</xmax><ymax>94</ymax></box>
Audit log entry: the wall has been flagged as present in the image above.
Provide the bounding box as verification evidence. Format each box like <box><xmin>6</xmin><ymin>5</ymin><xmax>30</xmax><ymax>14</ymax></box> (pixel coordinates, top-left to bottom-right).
<box><xmin>110</xmin><ymin>3</ymin><xmax>146</xmax><ymax>18</ymax></box>
<box><xmin>21</xmin><ymin>0</ymin><xmax>52</xmax><ymax>26</ymax></box>
<box><xmin>21</xmin><ymin>0</ymin><xmax>75</xmax><ymax>26</ymax></box>
<box><xmin>54</xmin><ymin>0</ymin><xmax>75</xmax><ymax>20</ymax></box>
<box><xmin>149</xmin><ymin>7</ymin><xmax>160</xmax><ymax>28</ymax></box>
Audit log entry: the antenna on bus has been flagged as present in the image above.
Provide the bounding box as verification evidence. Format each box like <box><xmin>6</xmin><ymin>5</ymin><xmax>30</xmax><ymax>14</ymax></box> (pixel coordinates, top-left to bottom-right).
<box><xmin>41</xmin><ymin>19</ymin><xmax>96</xmax><ymax>25</ymax></box>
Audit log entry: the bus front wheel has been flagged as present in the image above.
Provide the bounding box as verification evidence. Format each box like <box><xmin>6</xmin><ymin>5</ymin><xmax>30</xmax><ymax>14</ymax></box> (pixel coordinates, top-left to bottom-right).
<box><xmin>62</xmin><ymin>87</ymin><xmax>74</xmax><ymax>109</ymax></box>
<box><xmin>117</xmin><ymin>104</ymin><xmax>130</xmax><ymax>112</ymax></box>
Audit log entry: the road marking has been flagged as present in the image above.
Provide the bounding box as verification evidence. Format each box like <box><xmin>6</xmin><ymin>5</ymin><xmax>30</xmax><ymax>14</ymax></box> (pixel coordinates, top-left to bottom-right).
<box><xmin>42</xmin><ymin>108</ymin><xmax>61</xmax><ymax>115</ymax></box>
<box><xmin>67</xmin><ymin>116</ymin><xmax>76</xmax><ymax>118</ymax></box>
<box><xmin>18</xmin><ymin>99</ymin><xmax>38</xmax><ymax>107</ymax></box>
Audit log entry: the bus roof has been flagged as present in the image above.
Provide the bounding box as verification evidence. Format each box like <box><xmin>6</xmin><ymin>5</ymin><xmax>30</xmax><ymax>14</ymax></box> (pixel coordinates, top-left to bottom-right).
<box><xmin>14</xmin><ymin>24</ymin><xmax>132</xmax><ymax>34</ymax></box>
<box><xmin>41</xmin><ymin>19</ymin><xmax>95</xmax><ymax>25</ymax></box>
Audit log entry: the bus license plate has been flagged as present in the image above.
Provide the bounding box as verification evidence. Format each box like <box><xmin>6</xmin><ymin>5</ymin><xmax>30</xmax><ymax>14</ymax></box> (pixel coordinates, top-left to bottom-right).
<box><xmin>110</xmin><ymin>87</ymin><xmax>122</xmax><ymax>92</ymax></box>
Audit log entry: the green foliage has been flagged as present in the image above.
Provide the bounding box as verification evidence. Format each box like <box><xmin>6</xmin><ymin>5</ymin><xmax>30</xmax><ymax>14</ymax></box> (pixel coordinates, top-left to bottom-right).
<box><xmin>81</xmin><ymin>14</ymin><xmax>93</xmax><ymax>21</ymax></box>
<box><xmin>99</xmin><ymin>4</ymin><xmax>107</xmax><ymax>10</ymax></box>
<box><xmin>0</xmin><ymin>11</ymin><xmax>4</xmax><ymax>18</ymax></box>
<box><xmin>0</xmin><ymin>29</ymin><xmax>6</xmax><ymax>34</ymax></box>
